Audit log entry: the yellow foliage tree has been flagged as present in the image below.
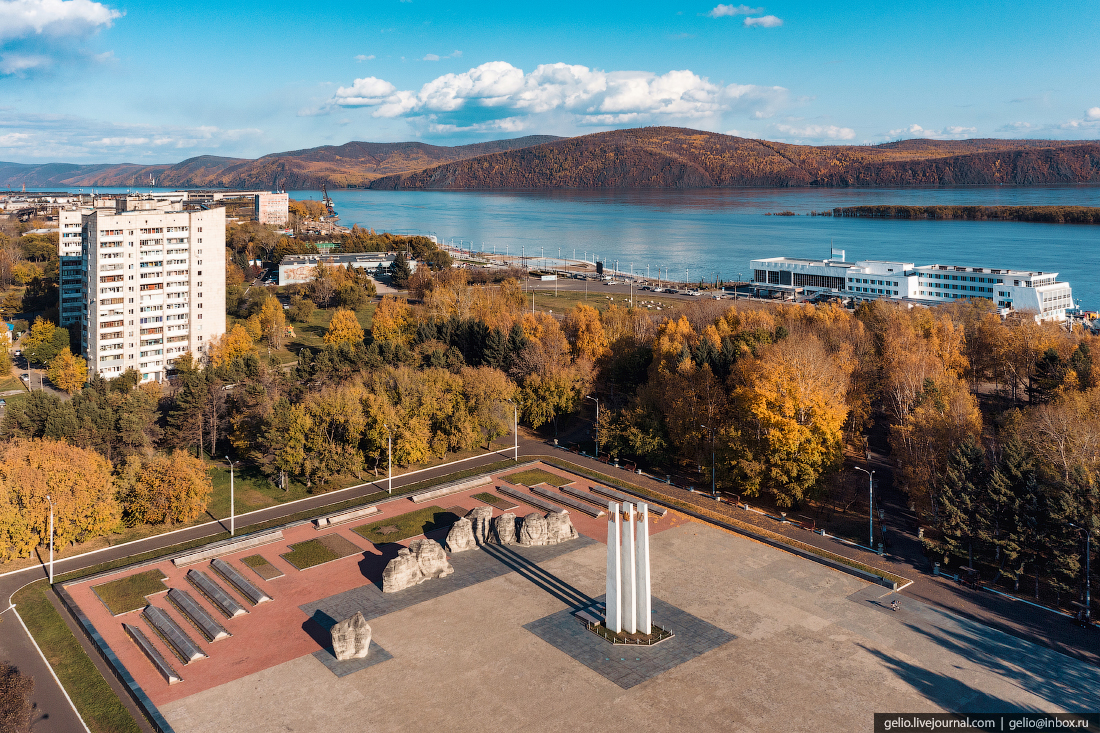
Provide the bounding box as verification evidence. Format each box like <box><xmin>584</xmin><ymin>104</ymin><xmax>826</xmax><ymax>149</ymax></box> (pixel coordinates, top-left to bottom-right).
<box><xmin>208</xmin><ymin>323</ymin><xmax>255</xmax><ymax>367</ymax></box>
<box><xmin>0</xmin><ymin>439</ymin><xmax>118</xmax><ymax>561</ymax></box>
<box><xmin>118</xmin><ymin>451</ymin><xmax>213</xmax><ymax>525</ymax></box>
<box><xmin>46</xmin><ymin>347</ymin><xmax>87</xmax><ymax>394</ymax></box>
<box><xmin>324</xmin><ymin>307</ymin><xmax>365</xmax><ymax>345</ymax></box>
<box><xmin>370</xmin><ymin>296</ymin><xmax>410</xmax><ymax>344</ymax></box>
<box><xmin>562</xmin><ymin>303</ymin><xmax>608</xmax><ymax>363</ymax></box>
<box><xmin>258</xmin><ymin>297</ymin><xmax>287</xmax><ymax>349</ymax></box>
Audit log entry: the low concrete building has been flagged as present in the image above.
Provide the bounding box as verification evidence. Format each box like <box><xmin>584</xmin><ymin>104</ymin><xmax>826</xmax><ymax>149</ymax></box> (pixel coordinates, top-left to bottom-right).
<box><xmin>277</xmin><ymin>252</ymin><xmax>410</xmax><ymax>285</ymax></box>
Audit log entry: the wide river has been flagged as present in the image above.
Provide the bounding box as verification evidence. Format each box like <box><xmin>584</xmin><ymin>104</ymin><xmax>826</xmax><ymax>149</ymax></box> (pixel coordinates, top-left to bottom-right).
<box><xmin>296</xmin><ymin>186</ymin><xmax>1100</xmax><ymax>309</ymax></box>
<box><xmin>38</xmin><ymin>185</ymin><xmax>1100</xmax><ymax>308</ymax></box>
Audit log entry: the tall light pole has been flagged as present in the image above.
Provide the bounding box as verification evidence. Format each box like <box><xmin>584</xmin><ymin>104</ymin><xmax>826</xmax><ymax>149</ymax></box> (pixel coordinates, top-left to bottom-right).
<box><xmin>45</xmin><ymin>494</ymin><xmax>54</xmax><ymax>584</ymax></box>
<box><xmin>384</xmin><ymin>424</ymin><xmax>392</xmax><ymax>494</ymax></box>
<box><xmin>1070</xmin><ymin>522</ymin><xmax>1092</xmax><ymax>623</ymax></box>
<box><xmin>854</xmin><ymin>466</ymin><xmax>874</xmax><ymax>548</ymax></box>
<box><xmin>507</xmin><ymin>401</ymin><xmax>518</xmax><ymax>462</ymax></box>
<box><xmin>225</xmin><ymin>457</ymin><xmax>236</xmax><ymax>536</ymax></box>
<box><xmin>700</xmin><ymin>425</ymin><xmax>716</xmax><ymax>496</ymax></box>
<box><xmin>586</xmin><ymin>395</ymin><xmax>599</xmax><ymax>457</ymax></box>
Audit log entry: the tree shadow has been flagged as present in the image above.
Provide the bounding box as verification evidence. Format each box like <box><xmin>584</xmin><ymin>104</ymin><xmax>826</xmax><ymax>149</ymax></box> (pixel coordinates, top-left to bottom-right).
<box><xmin>859</xmin><ymin>643</ymin><xmax>1045</xmax><ymax>713</ymax></box>
<box><xmin>881</xmin><ymin>603</ymin><xmax>1100</xmax><ymax>711</ymax></box>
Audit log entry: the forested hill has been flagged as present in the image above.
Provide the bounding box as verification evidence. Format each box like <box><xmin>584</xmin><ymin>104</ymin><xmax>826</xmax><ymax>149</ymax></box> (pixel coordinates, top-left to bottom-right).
<box><xmin>367</xmin><ymin>127</ymin><xmax>1100</xmax><ymax>189</ymax></box>
<box><xmin>0</xmin><ymin>135</ymin><xmax>563</xmax><ymax>190</ymax></box>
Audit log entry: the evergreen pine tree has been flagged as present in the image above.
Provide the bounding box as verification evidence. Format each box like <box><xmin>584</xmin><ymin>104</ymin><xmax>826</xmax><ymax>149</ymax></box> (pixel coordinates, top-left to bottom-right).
<box><xmin>938</xmin><ymin>438</ymin><xmax>986</xmax><ymax>569</ymax></box>
<box><xmin>390</xmin><ymin>252</ymin><xmax>412</xmax><ymax>288</ymax></box>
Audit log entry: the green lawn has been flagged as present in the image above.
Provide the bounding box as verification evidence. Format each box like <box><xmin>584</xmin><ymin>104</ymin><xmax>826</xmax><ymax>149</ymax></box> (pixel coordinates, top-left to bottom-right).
<box><xmin>472</xmin><ymin>492</ymin><xmax>518</xmax><ymax>511</ymax></box>
<box><xmin>352</xmin><ymin>505</ymin><xmax>459</xmax><ymax>544</ymax></box>
<box><xmin>503</xmin><ymin>468</ymin><xmax>569</xmax><ymax>487</ymax></box>
<box><xmin>13</xmin><ymin>580</ymin><xmax>141</xmax><ymax>733</ymax></box>
<box><xmin>529</xmin><ymin>288</ymin><xmax>686</xmax><ymax>314</ymax></box>
<box><xmin>240</xmin><ymin>554</ymin><xmax>283</xmax><ymax>580</ymax></box>
<box><xmin>90</xmin><ymin>569</ymin><xmax>167</xmax><ymax>615</ymax></box>
<box><xmin>280</xmin><ymin>534</ymin><xmax>362</xmax><ymax>570</ymax></box>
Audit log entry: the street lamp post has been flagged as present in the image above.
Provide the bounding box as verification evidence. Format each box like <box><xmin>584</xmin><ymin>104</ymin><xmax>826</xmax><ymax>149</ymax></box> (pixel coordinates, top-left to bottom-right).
<box><xmin>385</xmin><ymin>424</ymin><xmax>392</xmax><ymax>494</ymax></box>
<box><xmin>1070</xmin><ymin>522</ymin><xmax>1092</xmax><ymax>623</ymax></box>
<box><xmin>586</xmin><ymin>395</ymin><xmax>600</xmax><ymax>457</ymax></box>
<box><xmin>45</xmin><ymin>494</ymin><xmax>54</xmax><ymax>584</ymax></box>
<box><xmin>225</xmin><ymin>457</ymin><xmax>236</xmax><ymax>536</ymax></box>
<box><xmin>854</xmin><ymin>467</ymin><xmax>875</xmax><ymax>548</ymax></box>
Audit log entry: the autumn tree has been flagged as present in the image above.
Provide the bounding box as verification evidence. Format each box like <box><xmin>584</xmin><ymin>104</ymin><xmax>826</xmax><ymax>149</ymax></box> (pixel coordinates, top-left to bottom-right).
<box><xmin>22</xmin><ymin>316</ymin><xmax>68</xmax><ymax>365</ymax></box>
<box><xmin>47</xmin><ymin>347</ymin><xmax>87</xmax><ymax>394</ymax></box>
<box><xmin>324</xmin><ymin>308</ymin><xmax>365</xmax><ymax>346</ymax></box>
<box><xmin>208</xmin><ymin>323</ymin><xmax>255</xmax><ymax>367</ymax></box>
<box><xmin>117</xmin><ymin>451</ymin><xmax>213</xmax><ymax>525</ymax></box>
<box><xmin>371</xmin><ymin>296</ymin><xmax>411</xmax><ymax>344</ymax></box>
<box><xmin>0</xmin><ymin>438</ymin><xmax>118</xmax><ymax>561</ymax></box>
<box><xmin>0</xmin><ymin>661</ymin><xmax>33</xmax><ymax>733</ymax></box>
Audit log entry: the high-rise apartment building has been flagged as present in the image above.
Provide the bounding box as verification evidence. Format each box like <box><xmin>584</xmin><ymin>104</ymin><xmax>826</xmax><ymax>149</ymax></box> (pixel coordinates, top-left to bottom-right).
<box><xmin>80</xmin><ymin>197</ymin><xmax>226</xmax><ymax>382</ymax></box>
<box><xmin>58</xmin><ymin>206</ymin><xmax>88</xmax><ymax>331</ymax></box>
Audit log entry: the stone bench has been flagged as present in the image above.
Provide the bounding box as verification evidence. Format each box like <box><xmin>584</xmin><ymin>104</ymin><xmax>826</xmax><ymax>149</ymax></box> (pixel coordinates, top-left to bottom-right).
<box><xmin>530</xmin><ymin>484</ymin><xmax>606</xmax><ymax>518</ymax></box>
<box><xmin>409</xmin><ymin>474</ymin><xmax>493</xmax><ymax>503</ymax></box>
<box><xmin>211</xmin><ymin>558</ymin><xmax>272</xmax><ymax>605</ymax></box>
<box><xmin>172</xmin><ymin>530</ymin><xmax>285</xmax><ymax>567</ymax></box>
<box><xmin>124</xmin><ymin>623</ymin><xmax>182</xmax><ymax>684</ymax></box>
<box><xmin>143</xmin><ymin>605</ymin><xmax>206</xmax><ymax>663</ymax></box>
<box><xmin>167</xmin><ymin>588</ymin><xmax>230</xmax><ymax>642</ymax></box>
<box><xmin>186</xmin><ymin>569</ymin><xmax>247</xmax><ymax>618</ymax></box>
<box><xmin>587</xmin><ymin>484</ymin><xmax>668</xmax><ymax>517</ymax></box>
<box><xmin>495</xmin><ymin>485</ymin><xmax>566</xmax><ymax>515</ymax></box>
<box><xmin>314</xmin><ymin>505</ymin><xmax>379</xmax><ymax>529</ymax></box>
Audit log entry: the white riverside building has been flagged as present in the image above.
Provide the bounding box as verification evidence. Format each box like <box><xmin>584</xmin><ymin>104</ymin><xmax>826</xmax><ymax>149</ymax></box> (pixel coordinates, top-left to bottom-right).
<box><xmin>75</xmin><ymin>197</ymin><xmax>226</xmax><ymax>382</ymax></box>
<box><xmin>750</xmin><ymin>255</ymin><xmax>1075</xmax><ymax>322</ymax></box>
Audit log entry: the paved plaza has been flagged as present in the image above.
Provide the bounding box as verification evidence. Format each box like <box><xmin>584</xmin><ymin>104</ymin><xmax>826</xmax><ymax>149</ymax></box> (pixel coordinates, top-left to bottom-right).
<box><xmin>58</xmin><ymin>462</ymin><xmax>1100</xmax><ymax>732</ymax></box>
<box><xmin>158</xmin><ymin>522</ymin><xmax>1100</xmax><ymax>733</ymax></box>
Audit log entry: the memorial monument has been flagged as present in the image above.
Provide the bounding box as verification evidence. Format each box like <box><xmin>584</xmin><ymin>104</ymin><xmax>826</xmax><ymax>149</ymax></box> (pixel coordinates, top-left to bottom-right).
<box><xmin>331</xmin><ymin>612</ymin><xmax>372</xmax><ymax>661</ymax></box>
<box><xmin>600</xmin><ymin>501</ymin><xmax>665</xmax><ymax>641</ymax></box>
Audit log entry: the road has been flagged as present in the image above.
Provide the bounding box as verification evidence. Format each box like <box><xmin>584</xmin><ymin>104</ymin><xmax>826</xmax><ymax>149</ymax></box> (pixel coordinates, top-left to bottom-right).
<box><xmin>2</xmin><ymin>437</ymin><xmax>1096</xmax><ymax>731</ymax></box>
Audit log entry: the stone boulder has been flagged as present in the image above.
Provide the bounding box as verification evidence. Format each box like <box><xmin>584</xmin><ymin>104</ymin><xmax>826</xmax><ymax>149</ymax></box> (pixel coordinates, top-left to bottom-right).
<box><xmin>445</xmin><ymin>517</ymin><xmax>477</xmax><ymax>553</ymax></box>
<box><xmin>545</xmin><ymin>511</ymin><xmax>578</xmax><ymax>544</ymax></box>
<box><xmin>517</xmin><ymin>512</ymin><xmax>548</xmax><ymax>547</ymax></box>
<box><xmin>491</xmin><ymin>512</ymin><xmax>516</xmax><ymax>545</ymax></box>
<box><xmin>467</xmin><ymin>506</ymin><xmax>494</xmax><ymax>546</ymax></box>
<box><xmin>409</xmin><ymin>538</ymin><xmax>453</xmax><ymax>579</ymax></box>
<box><xmin>381</xmin><ymin>548</ymin><xmax>423</xmax><ymax>593</ymax></box>
<box><xmin>330</xmin><ymin>612</ymin><xmax>372</xmax><ymax>661</ymax></box>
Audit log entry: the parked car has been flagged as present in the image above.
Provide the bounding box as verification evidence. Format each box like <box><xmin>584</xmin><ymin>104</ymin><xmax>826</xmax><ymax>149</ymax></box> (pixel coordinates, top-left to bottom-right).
<box><xmin>19</xmin><ymin>373</ymin><xmax>28</xmax><ymax>381</ymax></box>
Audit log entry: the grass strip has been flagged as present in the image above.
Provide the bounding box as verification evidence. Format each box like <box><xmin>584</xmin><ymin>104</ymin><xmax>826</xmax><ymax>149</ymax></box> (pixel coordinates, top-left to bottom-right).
<box><xmin>56</xmin><ymin>458</ymin><xmax>523</xmax><ymax>585</ymax></box>
<box><xmin>503</xmin><ymin>468</ymin><xmax>568</xmax><ymax>487</ymax></box>
<box><xmin>542</xmin><ymin>456</ymin><xmax>910</xmax><ymax>588</ymax></box>
<box><xmin>90</xmin><ymin>569</ymin><xmax>167</xmax><ymax>616</ymax></box>
<box><xmin>240</xmin><ymin>554</ymin><xmax>283</xmax><ymax>580</ymax></box>
<box><xmin>280</xmin><ymin>534</ymin><xmax>361</xmax><ymax>570</ymax></box>
<box><xmin>472</xmin><ymin>492</ymin><xmax>518</xmax><ymax>511</ymax></box>
<box><xmin>13</xmin><ymin>580</ymin><xmax>141</xmax><ymax>733</ymax></box>
<box><xmin>353</xmin><ymin>506</ymin><xmax>459</xmax><ymax>544</ymax></box>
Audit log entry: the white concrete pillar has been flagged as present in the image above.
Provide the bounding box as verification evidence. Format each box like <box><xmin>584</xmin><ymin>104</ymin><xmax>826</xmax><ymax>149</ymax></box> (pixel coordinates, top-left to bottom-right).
<box><xmin>634</xmin><ymin>503</ymin><xmax>651</xmax><ymax>635</ymax></box>
<box><xmin>605</xmin><ymin>502</ymin><xmax>621</xmax><ymax>633</ymax></box>
<box><xmin>621</xmin><ymin>503</ymin><xmax>637</xmax><ymax>634</ymax></box>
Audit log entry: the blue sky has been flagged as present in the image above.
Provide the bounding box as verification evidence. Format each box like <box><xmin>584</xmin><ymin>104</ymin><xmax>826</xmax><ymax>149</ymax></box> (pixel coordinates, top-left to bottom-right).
<box><xmin>0</xmin><ymin>0</ymin><xmax>1098</xmax><ymax>163</ymax></box>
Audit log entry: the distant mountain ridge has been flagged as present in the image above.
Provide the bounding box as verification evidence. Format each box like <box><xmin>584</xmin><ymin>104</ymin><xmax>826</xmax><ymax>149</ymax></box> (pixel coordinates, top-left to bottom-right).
<box><xmin>3</xmin><ymin>128</ymin><xmax>1100</xmax><ymax>191</ymax></box>
<box><xmin>367</xmin><ymin>128</ymin><xmax>1100</xmax><ymax>189</ymax></box>
<box><xmin>0</xmin><ymin>135</ymin><xmax>564</xmax><ymax>189</ymax></box>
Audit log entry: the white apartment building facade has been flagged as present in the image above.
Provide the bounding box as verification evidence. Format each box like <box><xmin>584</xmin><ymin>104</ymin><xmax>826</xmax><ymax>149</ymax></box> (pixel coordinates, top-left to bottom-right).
<box><xmin>80</xmin><ymin>198</ymin><xmax>226</xmax><ymax>382</ymax></box>
<box><xmin>750</xmin><ymin>255</ymin><xmax>1075</xmax><ymax>322</ymax></box>
<box><xmin>58</xmin><ymin>207</ymin><xmax>89</xmax><ymax>330</ymax></box>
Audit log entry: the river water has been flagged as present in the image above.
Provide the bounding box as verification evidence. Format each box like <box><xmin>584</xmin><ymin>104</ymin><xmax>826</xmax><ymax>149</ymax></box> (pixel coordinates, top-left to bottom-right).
<box><xmin>299</xmin><ymin>186</ymin><xmax>1100</xmax><ymax>308</ymax></box>
<box><xmin>32</xmin><ymin>185</ymin><xmax>1100</xmax><ymax>307</ymax></box>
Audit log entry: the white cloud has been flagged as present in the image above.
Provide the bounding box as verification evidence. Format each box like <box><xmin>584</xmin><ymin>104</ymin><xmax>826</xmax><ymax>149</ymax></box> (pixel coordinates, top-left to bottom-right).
<box><xmin>774</xmin><ymin>123</ymin><xmax>855</xmax><ymax>140</ymax></box>
<box><xmin>887</xmin><ymin>123</ymin><xmax>977</xmax><ymax>140</ymax></box>
<box><xmin>744</xmin><ymin>15</ymin><xmax>783</xmax><ymax>27</ymax></box>
<box><xmin>707</xmin><ymin>4</ymin><xmax>763</xmax><ymax>17</ymax></box>
<box><xmin>328</xmin><ymin>61</ymin><xmax>789</xmax><ymax>127</ymax></box>
<box><xmin>354</xmin><ymin>54</ymin><xmax>375</xmax><ymax>62</ymax></box>
<box><xmin>0</xmin><ymin>0</ymin><xmax>121</xmax><ymax>42</ymax></box>
<box><xmin>0</xmin><ymin>52</ymin><xmax>50</xmax><ymax>74</ymax></box>
<box><xmin>0</xmin><ymin>110</ymin><xmax>264</xmax><ymax>161</ymax></box>
<box><xmin>422</xmin><ymin>50</ymin><xmax>461</xmax><ymax>61</ymax></box>
<box><xmin>423</xmin><ymin>53</ymin><xmax>440</xmax><ymax>61</ymax></box>
<box><xmin>1086</xmin><ymin>107</ymin><xmax>1100</xmax><ymax>121</ymax></box>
